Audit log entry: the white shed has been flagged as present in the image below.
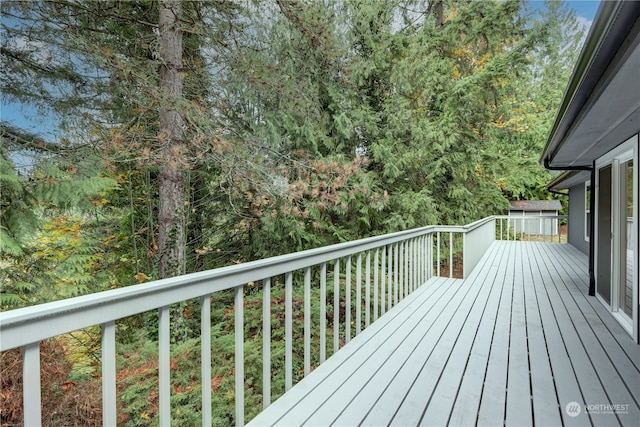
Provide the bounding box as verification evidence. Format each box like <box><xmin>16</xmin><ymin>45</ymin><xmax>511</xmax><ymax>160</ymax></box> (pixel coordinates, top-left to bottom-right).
<box><xmin>508</xmin><ymin>200</ymin><xmax>562</xmax><ymax>236</ymax></box>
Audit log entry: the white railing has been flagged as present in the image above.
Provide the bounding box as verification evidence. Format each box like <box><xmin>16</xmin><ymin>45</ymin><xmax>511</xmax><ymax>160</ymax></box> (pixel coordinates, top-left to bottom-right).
<box><xmin>463</xmin><ymin>217</ymin><xmax>496</xmax><ymax>278</ymax></box>
<box><xmin>0</xmin><ymin>215</ymin><xmax>524</xmax><ymax>426</ymax></box>
<box><xmin>495</xmin><ymin>215</ymin><xmax>568</xmax><ymax>243</ymax></box>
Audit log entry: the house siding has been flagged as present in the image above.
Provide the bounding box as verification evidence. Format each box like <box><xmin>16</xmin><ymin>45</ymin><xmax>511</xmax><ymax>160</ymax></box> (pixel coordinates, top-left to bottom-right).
<box><xmin>568</xmin><ymin>183</ymin><xmax>589</xmax><ymax>255</ymax></box>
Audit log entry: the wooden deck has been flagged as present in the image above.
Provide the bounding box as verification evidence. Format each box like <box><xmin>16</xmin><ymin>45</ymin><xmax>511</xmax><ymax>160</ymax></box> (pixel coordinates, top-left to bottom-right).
<box><xmin>248</xmin><ymin>241</ymin><xmax>640</xmax><ymax>427</ymax></box>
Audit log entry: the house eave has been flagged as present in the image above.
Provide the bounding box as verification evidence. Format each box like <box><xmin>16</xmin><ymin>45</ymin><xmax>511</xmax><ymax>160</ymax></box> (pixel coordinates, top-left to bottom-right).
<box><xmin>547</xmin><ymin>170</ymin><xmax>591</xmax><ymax>192</ymax></box>
<box><xmin>541</xmin><ymin>1</ymin><xmax>640</xmax><ymax>169</ymax></box>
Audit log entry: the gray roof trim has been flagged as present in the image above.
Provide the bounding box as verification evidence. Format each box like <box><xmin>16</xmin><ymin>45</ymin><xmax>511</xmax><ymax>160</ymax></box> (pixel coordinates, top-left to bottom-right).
<box><xmin>547</xmin><ymin>170</ymin><xmax>591</xmax><ymax>192</ymax></box>
<box><xmin>541</xmin><ymin>1</ymin><xmax>640</xmax><ymax>168</ymax></box>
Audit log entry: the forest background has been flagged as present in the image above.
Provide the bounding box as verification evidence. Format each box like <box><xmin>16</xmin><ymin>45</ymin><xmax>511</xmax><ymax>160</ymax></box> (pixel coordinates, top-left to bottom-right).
<box><xmin>1</xmin><ymin>0</ymin><xmax>585</xmax><ymax>425</ymax></box>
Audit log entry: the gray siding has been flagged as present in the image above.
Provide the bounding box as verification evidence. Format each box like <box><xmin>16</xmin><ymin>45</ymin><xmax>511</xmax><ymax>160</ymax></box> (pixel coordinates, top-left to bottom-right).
<box><xmin>568</xmin><ymin>183</ymin><xmax>590</xmax><ymax>255</ymax></box>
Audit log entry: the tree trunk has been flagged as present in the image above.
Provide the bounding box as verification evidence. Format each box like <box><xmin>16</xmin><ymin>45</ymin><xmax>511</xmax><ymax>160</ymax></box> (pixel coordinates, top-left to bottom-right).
<box><xmin>158</xmin><ymin>0</ymin><xmax>186</xmax><ymax>278</ymax></box>
<box><xmin>434</xmin><ymin>1</ymin><xmax>444</xmax><ymax>32</ymax></box>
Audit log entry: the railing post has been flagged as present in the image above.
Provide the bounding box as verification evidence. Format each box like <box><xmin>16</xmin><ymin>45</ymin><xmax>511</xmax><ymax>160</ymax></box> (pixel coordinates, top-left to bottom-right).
<box><xmin>451</xmin><ymin>233</ymin><xmax>455</xmax><ymax>277</ymax></box>
<box><xmin>356</xmin><ymin>253</ymin><xmax>362</xmax><ymax>335</ymax></box>
<box><xmin>402</xmin><ymin>241</ymin><xmax>405</xmax><ymax>293</ymax></box>
<box><xmin>410</xmin><ymin>239</ymin><xmax>415</xmax><ymax>291</ymax></box>
<box><xmin>394</xmin><ymin>243</ymin><xmax>399</xmax><ymax>305</ymax></box>
<box><xmin>304</xmin><ymin>267</ymin><xmax>311</xmax><ymax>376</ymax></box>
<box><xmin>420</xmin><ymin>236</ymin><xmax>424</xmax><ymax>285</ymax></box>
<box><xmin>102</xmin><ymin>321</ymin><xmax>117</xmax><ymax>427</ymax></box>
<box><xmin>373</xmin><ymin>249</ymin><xmax>379</xmax><ymax>321</ymax></box>
<box><xmin>345</xmin><ymin>255</ymin><xmax>351</xmax><ymax>344</ymax></box>
<box><xmin>408</xmin><ymin>239</ymin><xmax>413</xmax><ymax>292</ymax></box>
<box><xmin>285</xmin><ymin>271</ymin><xmax>293</xmax><ymax>390</ymax></box>
<box><xmin>400</xmin><ymin>241</ymin><xmax>406</xmax><ymax>298</ymax></box>
<box><xmin>414</xmin><ymin>237</ymin><xmax>418</xmax><ymax>286</ymax></box>
<box><xmin>262</xmin><ymin>279</ymin><xmax>271</xmax><ymax>409</ymax></box>
<box><xmin>380</xmin><ymin>246</ymin><xmax>386</xmax><ymax>315</ymax></box>
<box><xmin>463</xmin><ymin>231</ymin><xmax>467</xmax><ymax>279</ymax></box>
<box><xmin>426</xmin><ymin>235</ymin><xmax>430</xmax><ymax>282</ymax></box>
<box><xmin>437</xmin><ymin>232</ymin><xmax>441</xmax><ymax>277</ymax></box>
<box><xmin>234</xmin><ymin>286</ymin><xmax>244</xmax><ymax>426</ymax></box>
<box><xmin>23</xmin><ymin>342</ymin><xmax>41</xmax><ymax>427</ymax></box>
<box><xmin>201</xmin><ymin>296</ymin><xmax>212</xmax><ymax>423</ymax></box>
<box><xmin>416</xmin><ymin>238</ymin><xmax>420</xmax><ymax>288</ymax></box>
<box><xmin>319</xmin><ymin>264</ymin><xmax>326</xmax><ymax>363</ymax></box>
<box><xmin>420</xmin><ymin>236</ymin><xmax>424</xmax><ymax>284</ymax></box>
<box><xmin>387</xmin><ymin>244</ymin><xmax>393</xmax><ymax>311</ymax></box>
<box><xmin>365</xmin><ymin>251</ymin><xmax>371</xmax><ymax>328</ymax></box>
<box><xmin>417</xmin><ymin>237</ymin><xmax>421</xmax><ymax>285</ymax></box>
<box><xmin>428</xmin><ymin>234</ymin><xmax>432</xmax><ymax>280</ymax></box>
<box><xmin>413</xmin><ymin>237</ymin><xmax>417</xmax><ymax>290</ymax></box>
<box><xmin>159</xmin><ymin>305</ymin><xmax>170</xmax><ymax>426</ymax></box>
<box><xmin>400</xmin><ymin>243</ymin><xmax>403</xmax><ymax>302</ymax></box>
<box><xmin>426</xmin><ymin>234</ymin><xmax>430</xmax><ymax>281</ymax></box>
<box><xmin>333</xmin><ymin>259</ymin><xmax>340</xmax><ymax>353</ymax></box>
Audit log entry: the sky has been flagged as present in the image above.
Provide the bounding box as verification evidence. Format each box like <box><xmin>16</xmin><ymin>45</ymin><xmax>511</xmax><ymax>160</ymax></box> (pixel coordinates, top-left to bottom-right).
<box><xmin>1</xmin><ymin>0</ymin><xmax>602</xmax><ymax>155</ymax></box>
<box><xmin>544</xmin><ymin>0</ymin><xmax>600</xmax><ymax>31</ymax></box>
<box><xmin>565</xmin><ymin>0</ymin><xmax>601</xmax><ymax>22</ymax></box>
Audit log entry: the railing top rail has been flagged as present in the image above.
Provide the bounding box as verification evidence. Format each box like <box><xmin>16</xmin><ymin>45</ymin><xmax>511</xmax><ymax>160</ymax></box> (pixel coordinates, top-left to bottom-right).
<box><xmin>0</xmin><ymin>216</ymin><xmax>509</xmax><ymax>351</ymax></box>
<box><xmin>0</xmin><ymin>222</ymin><xmax>451</xmax><ymax>351</ymax></box>
<box><xmin>460</xmin><ymin>216</ymin><xmax>495</xmax><ymax>232</ymax></box>
<box><xmin>495</xmin><ymin>214</ymin><xmax>568</xmax><ymax>219</ymax></box>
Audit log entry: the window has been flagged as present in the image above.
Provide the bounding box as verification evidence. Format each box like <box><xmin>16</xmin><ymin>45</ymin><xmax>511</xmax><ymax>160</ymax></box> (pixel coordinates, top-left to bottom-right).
<box><xmin>585</xmin><ymin>180</ymin><xmax>591</xmax><ymax>241</ymax></box>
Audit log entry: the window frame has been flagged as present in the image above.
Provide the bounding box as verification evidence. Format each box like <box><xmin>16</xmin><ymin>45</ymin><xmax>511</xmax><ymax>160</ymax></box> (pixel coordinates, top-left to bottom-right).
<box><xmin>585</xmin><ymin>180</ymin><xmax>591</xmax><ymax>242</ymax></box>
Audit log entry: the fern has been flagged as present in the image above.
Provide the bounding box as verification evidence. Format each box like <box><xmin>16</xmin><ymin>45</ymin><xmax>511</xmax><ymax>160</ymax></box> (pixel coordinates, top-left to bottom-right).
<box><xmin>0</xmin><ymin>292</ymin><xmax>23</xmax><ymax>308</ymax></box>
<box><xmin>0</xmin><ymin>156</ymin><xmax>23</xmax><ymax>192</ymax></box>
<box><xmin>32</xmin><ymin>164</ymin><xmax>116</xmax><ymax>210</ymax></box>
<box><xmin>0</xmin><ymin>228</ymin><xmax>24</xmax><ymax>256</ymax></box>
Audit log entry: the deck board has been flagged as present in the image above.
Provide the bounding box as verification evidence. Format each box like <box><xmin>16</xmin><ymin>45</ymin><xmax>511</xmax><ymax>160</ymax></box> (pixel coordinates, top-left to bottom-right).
<box><xmin>448</xmin><ymin>242</ymin><xmax>509</xmax><ymax>426</ymax></box>
<box><xmin>521</xmin><ymin>243</ymin><xmax>563</xmax><ymax>426</ymax></box>
<box><xmin>533</xmin><ymin>243</ymin><xmax>640</xmax><ymax>426</ymax></box>
<box><xmin>307</xmin><ymin>277</ymin><xmax>460</xmax><ymax>426</ymax></box>
<box><xmin>505</xmin><ymin>245</ymin><xmax>533</xmax><ymax>426</ymax></box>
<box><xmin>533</xmin><ymin>243</ymin><xmax>619</xmax><ymax>426</ymax></box>
<box><xmin>476</xmin><ymin>242</ymin><xmax>515</xmax><ymax>426</ymax></box>
<box><xmin>390</xmin><ymin>242</ymin><xmax>505</xmax><ymax>426</ymax></box>
<box><xmin>417</xmin><ymin>240</ymin><xmax>507</xmax><ymax>426</ymax></box>
<box><xmin>248</xmin><ymin>241</ymin><xmax>640</xmax><ymax>427</ymax></box>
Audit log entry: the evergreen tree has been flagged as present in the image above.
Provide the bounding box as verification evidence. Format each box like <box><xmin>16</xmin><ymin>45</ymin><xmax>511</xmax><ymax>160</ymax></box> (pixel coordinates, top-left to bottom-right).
<box><xmin>1</xmin><ymin>0</ymin><xmax>245</xmax><ymax>281</ymax></box>
<box><xmin>488</xmin><ymin>0</ymin><xmax>585</xmax><ymax>201</ymax></box>
<box><xmin>346</xmin><ymin>0</ymin><xmax>537</xmax><ymax>225</ymax></box>
<box><xmin>1</xmin><ymin>135</ymin><xmax>116</xmax><ymax>308</ymax></box>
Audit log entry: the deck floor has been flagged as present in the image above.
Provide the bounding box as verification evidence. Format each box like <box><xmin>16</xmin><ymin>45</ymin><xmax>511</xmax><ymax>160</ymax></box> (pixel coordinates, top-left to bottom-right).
<box><xmin>248</xmin><ymin>241</ymin><xmax>640</xmax><ymax>427</ymax></box>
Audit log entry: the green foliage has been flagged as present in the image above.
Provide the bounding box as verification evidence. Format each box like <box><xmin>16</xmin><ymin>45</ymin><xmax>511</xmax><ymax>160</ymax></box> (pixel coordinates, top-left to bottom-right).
<box><xmin>0</xmin><ymin>150</ymin><xmax>38</xmax><ymax>257</ymax></box>
<box><xmin>245</xmin><ymin>153</ymin><xmax>389</xmax><ymax>259</ymax></box>
<box><xmin>0</xmin><ymin>150</ymin><xmax>118</xmax><ymax>309</ymax></box>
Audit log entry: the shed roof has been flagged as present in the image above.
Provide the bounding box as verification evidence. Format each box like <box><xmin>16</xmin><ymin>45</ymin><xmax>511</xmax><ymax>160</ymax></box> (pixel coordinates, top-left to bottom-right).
<box><xmin>509</xmin><ymin>200</ymin><xmax>562</xmax><ymax>212</ymax></box>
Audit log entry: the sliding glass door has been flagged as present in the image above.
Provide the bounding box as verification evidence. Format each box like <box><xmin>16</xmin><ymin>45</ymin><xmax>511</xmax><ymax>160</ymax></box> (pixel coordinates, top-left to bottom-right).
<box><xmin>619</xmin><ymin>159</ymin><xmax>634</xmax><ymax>319</ymax></box>
<box><xmin>595</xmin><ymin>135</ymin><xmax>638</xmax><ymax>339</ymax></box>
<box><xmin>596</xmin><ymin>165</ymin><xmax>612</xmax><ymax>304</ymax></box>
